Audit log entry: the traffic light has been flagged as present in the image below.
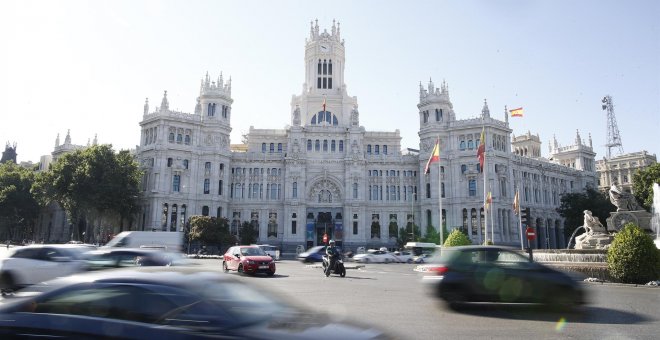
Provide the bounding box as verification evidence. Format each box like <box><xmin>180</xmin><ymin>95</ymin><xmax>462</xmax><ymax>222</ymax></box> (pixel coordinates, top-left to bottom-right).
<box><xmin>521</xmin><ymin>207</ymin><xmax>530</xmax><ymax>227</ymax></box>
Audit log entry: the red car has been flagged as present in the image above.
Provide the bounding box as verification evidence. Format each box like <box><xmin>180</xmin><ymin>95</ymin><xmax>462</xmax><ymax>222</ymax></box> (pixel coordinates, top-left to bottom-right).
<box><xmin>222</xmin><ymin>245</ymin><xmax>276</xmax><ymax>276</ymax></box>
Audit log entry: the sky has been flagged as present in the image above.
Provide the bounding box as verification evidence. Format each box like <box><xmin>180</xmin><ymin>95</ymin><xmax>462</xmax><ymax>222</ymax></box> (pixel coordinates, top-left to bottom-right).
<box><xmin>1</xmin><ymin>0</ymin><xmax>658</xmax><ymax>164</ymax></box>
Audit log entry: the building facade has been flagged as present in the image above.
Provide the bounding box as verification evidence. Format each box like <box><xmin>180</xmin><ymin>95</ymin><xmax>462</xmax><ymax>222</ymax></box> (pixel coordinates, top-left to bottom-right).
<box><xmin>596</xmin><ymin>151</ymin><xmax>657</xmax><ymax>194</ymax></box>
<box><xmin>136</xmin><ymin>21</ymin><xmax>598</xmax><ymax>252</ymax></box>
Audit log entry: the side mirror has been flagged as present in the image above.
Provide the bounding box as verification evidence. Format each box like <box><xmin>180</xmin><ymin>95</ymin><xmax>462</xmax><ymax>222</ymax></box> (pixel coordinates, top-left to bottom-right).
<box><xmin>235</xmin><ymin>254</ymin><xmax>241</xmax><ymax>258</ymax></box>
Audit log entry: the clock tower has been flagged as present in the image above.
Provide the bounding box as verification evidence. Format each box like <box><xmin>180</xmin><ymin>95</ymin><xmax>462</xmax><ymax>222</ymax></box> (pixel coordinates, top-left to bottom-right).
<box><xmin>292</xmin><ymin>19</ymin><xmax>357</xmax><ymax>128</ymax></box>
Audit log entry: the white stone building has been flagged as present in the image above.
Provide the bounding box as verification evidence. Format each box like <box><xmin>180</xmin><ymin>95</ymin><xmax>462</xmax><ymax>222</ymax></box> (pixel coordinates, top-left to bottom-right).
<box><xmin>136</xmin><ymin>21</ymin><xmax>598</xmax><ymax>252</ymax></box>
<box><xmin>596</xmin><ymin>151</ymin><xmax>657</xmax><ymax>194</ymax></box>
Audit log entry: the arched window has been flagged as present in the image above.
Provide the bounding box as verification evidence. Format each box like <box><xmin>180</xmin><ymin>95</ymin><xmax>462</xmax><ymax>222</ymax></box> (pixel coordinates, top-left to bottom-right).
<box><xmin>323</xmin><ymin>140</ymin><xmax>328</xmax><ymax>151</ymax></box>
<box><xmin>292</xmin><ymin>182</ymin><xmax>297</xmax><ymax>198</ymax></box>
<box><xmin>183</xmin><ymin>159</ymin><xmax>188</xmax><ymax>169</ymax></box>
<box><xmin>367</xmin><ymin>145</ymin><xmax>372</xmax><ymax>154</ymax></box>
<box><xmin>375</xmin><ymin>145</ymin><xmax>380</xmax><ymax>155</ymax></box>
<box><xmin>339</xmin><ymin>140</ymin><xmax>344</xmax><ymax>152</ymax></box>
<box><xmin>307</xmin><ymin>140</ymin><xmax>312</xmax><ymax>151</ymax></box>
<box><xmin>461</xmin><ymin>164</ymin><xmax>467</xmax><ymax>174</ymax></box>
<box><xmin>383</xmin><ymin>145</ymin><xmax>388</xmax><ymax>155</ymax></box>
<box><xmin>169</xmin><ymin>133</ymin><xmax>175</xmax><ymax>143</ymax></box>
<box><xmin>180</xmin><ymin>204</ymin><xmax>187</xmax><ymax>226</ymax></box>
<box><xmin>277</xmin><ymin>143</ymin><xmax>282</xmax><ymax>153</ymax></box>
<box><xmin>471</xmin><ymin>208</ymin><xmax>478</xmax><ymax>236</ymax></box>
<box><xmin>269</xmin><ymin>143</ymin><xmax>275</xmax><ymax>153</ymax></box>
<box><xmin>435</xmin><ymin>108</ymin><xmax>442</xmax><ymax>121</ymax></box>
<box><xmin>468</xmin><ymin>140</ymin><xmax>474</xmax><ymax>149</ymax></box>
<box><xmin>184</xmin><ymin>135</ymin><xmax>190</xmax><ymax>145</ymax></box>
<box><xmin>315</xmin><ymin>140</ymin><xmax>320</xmax><ymax>151</ymax></box>
<box><xmin>170</xmin><ymin>204</ymin><xmax>178</xmax><ymax>231</ymax></box>
<box><xmin>162</xmin><ymin>203</ymin><xmax>168</xmax><ymax>230</ymax></box>
<box><xmin>328</xmin><ymin>60</ymin><xmax>332</xmax><ymax>75</ymax></box>
<box><xmin>262</xmin><ymin>143</ymin><xmax>266</xmax><ymax>153</ymax></box>
<box><xmin>463</xmin><ymin>208</ymin><xmax>468</xmax><ymax>234</ymax></box>
<box><xmin>331</xmin><ymin>140</ymin><xmax>336</xmax><ymax>152</ymax></box>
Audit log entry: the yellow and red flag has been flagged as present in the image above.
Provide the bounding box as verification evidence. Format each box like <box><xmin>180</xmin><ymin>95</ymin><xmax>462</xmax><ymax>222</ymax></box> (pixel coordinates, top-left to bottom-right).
<box><xmin>485</xmin><ymin>191</ymin><xmax>492</xmax><ymax>210</ymax></box>
<box><xmin>424</xmin><ymin>139</ymin><xmax>440</xmax><ymax>174</ymax></box>
<box><xmin>477</xmin><ymin>127</ymin><xmax>485</xmax><ymax>171</ymax></box>
<box><xmin>513</xmin><ymin>190</ymin><xmax>519</xmax><ymax>215</ymax></box>
<box><xmin>509</xmin><ymin>107</ymin><xmax>524</xmax><ymax>117</ymax></box>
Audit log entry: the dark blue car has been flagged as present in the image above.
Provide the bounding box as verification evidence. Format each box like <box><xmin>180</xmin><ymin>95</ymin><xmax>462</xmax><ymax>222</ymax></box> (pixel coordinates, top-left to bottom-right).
<box><xmin>297</xmin><ymin>246</ymin><xmax>327</xmax><ymax>263</ymax></box>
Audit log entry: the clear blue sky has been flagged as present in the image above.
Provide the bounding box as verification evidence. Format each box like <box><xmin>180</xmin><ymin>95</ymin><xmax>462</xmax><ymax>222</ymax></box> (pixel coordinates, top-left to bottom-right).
<box><xmin>1</xmin><ymin>0</ymin><xmax>658</xmax><ymax>163</ymax></box>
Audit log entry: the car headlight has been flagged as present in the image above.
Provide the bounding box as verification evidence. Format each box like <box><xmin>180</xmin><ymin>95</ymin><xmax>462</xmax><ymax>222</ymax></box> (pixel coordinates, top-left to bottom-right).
<box><xmin>246</xmin><ymin>260</ymin><xmax>255</xmax><ymax>265</ymax></box>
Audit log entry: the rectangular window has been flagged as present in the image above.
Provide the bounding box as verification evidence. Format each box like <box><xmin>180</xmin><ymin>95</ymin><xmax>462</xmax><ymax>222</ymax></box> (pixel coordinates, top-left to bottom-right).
<box><xmin>291</xmin><ymin>220</ymin><xmax>297</xmax><ymax>234</ymax></box>
<box><xmin>204</xmin><ymin>179</ymin><xmax>210</xmax><ymax>194</ymax></box>
<box><xmin>218</xmin><ymin>180</ymin><xmax>223</xmax><ymax>195</ymax></box>
<box><xmin>468</xmin><ymin>179</ymin><xmax>477</xmax><ymax>197</ymax></box>
<box><xmin>172</xmin><ymin>175</ymin><xmax>180</xmax><ymax>192</ymax></box>
<box><xmin>353</xmin><ymin>221</ymin><xmax>358</xmax><ymax>235</ymax></box>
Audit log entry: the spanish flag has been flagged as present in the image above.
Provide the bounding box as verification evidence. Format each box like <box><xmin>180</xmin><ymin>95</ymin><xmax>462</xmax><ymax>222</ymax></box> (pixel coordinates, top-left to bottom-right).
<box><xmin>513</xmin><ymin>190</ymin><xmax>519</xmax><ymax>215</ymax></box>
<box><xmin>477</xmin><ymin>127</ymin><xmax>485</xmax><ymax>172</ymax></box>
<box><xmin>509</xmin><ymin>107</ymin><xmax>523</xmax><ymax>117</ymax></box>
<box><xmin>424</xmin><ymin>139</ymin><xmax>440</xmax><ymax>174</ymax></box>
<box><xmin>485</xmin><ymin>191</ymin><xmax>492</xmax><ymax>210</ymax></box>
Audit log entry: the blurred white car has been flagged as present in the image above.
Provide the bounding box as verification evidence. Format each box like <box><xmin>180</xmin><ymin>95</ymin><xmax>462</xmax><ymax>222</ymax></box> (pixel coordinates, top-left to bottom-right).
<box><xmin>413</xmin><ymin>253</ymin><xmax>433</xmax><ymax>263</ymax></box>
<box><xmin>393</xmin><ymin>250</ymin><xmax>414</xmax><ymax>263</ymax></box>
<box><xmin>0</xmin><ymin>244</ymin><xmax>91</xmax><ymax>291</ymax></box>
<box><xmin>254</xmin><ymin>244</ymin><xmax>280</xmax><ymax>261</ymax></box>
<box><xmin>353</xmin><ymin>249</ymin><xmax>399</xmax><ymax>263</ymax></box>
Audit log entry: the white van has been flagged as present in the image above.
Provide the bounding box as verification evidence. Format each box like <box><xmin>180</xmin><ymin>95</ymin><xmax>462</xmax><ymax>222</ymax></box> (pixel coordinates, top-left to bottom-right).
<box><xmin>104</xmin><ymin>231</ymin><xmax>183</xmax><ymax>252</ymax></box>
<box><xmin>253</xmin><ymin>244</ymin><xmax>280</xmax><ymax>261</ymax></box>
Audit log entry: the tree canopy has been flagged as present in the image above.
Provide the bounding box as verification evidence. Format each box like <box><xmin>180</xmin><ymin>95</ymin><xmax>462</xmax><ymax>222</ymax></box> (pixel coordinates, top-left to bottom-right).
<box><xmin>0</xmin><ymin>162</ymin><xmax>39</xmax><ymax>240</ymax></box>
<box><xmin>556</xmin><ymin>187</ymin><xmax>614</xmax><ymax>240</ymax></box>
<box><xmin>188</xmin><ymin>215</ymin><xmax>234</xmax><ymax>248</ymax></box>
<box><xmin>32</xmin><ymin>144</ymin><xmax>142</xmax><ymax>240</ymax></box>
<box><xmin>632</xmin><ymin>162</ymin><xmax>660</xmax><ymax>211</ymax></box>
<box><xmin>239</xmin><ymin>221</ymin><xmax>258</xmax><ymax>245</ymax></box>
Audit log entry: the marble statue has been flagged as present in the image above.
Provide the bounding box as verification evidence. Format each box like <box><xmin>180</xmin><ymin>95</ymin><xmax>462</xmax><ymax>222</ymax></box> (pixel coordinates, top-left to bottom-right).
<box><xmin>609</xmin><ymin>184</ymin><xmax>641</xmax><ymax>212</ymax></box>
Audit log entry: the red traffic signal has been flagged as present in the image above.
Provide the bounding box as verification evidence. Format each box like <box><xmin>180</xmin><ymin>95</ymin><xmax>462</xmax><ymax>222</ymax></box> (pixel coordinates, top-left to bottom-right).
<box><xmin>526</xmin><ymin>227</ymin><xmax>536</xmax><ymax>241</ymax></box>
<box><xmin>323</xmin><ymin>233</ymin><xmax>328</xmax><ymax>244</ymax></box>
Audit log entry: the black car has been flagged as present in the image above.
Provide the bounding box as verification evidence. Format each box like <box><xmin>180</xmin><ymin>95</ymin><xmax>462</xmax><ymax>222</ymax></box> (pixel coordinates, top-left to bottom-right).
<box><xmin>0</xmin><ymin>267</ymin><xmax>388</xmax><ymax>339</ymax></box>
<box><xmin>420</xmin><ymin>245</ymin><xmax>586</xmax><ymax>309</ymax></box>
<box><xmin>83</xmin><ymin>248</ymin><xmax>186</xmax><ymax>270</ymax></box>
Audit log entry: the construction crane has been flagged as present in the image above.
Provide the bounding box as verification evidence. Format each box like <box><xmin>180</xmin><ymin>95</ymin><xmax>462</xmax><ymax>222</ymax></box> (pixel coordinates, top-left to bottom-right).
<box><xmin>602</xmin><ymin>95</ymin><xmax>624</xmax><ymax>159</ymax></box>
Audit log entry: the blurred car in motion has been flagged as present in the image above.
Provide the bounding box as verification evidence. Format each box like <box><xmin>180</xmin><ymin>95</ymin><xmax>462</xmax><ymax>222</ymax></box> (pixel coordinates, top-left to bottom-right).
<box><xmin>84</xmin><ymin>248</ymin><xmax>187</xmax><ymax>270</ymax></box>
<box><xmin>353</xmin><ymin>249</ymin><xmax>399</xmax><ymax>263</ymax></box>
<box><xmin>222</xmin><ymin>245</ymin><xmax>276</xmax><ymax>276</ymax></box>
<box><xmin>297</xmin><ymin>245</ymin><xmax>327</xmax><ymax>263</ymax></box>
<box><xmin>421</xmin><ymin>245</ymin><xmax>586</xmax><ymax>309</ymax></box>
<box><xmin>253</xmin><ymin>244</ymin><xmax>281</xmax><ymax>261</ymax></box>
<box><xmin>413</xmin><ymin>253</ymin><xmax>433</xmax><ymax>264</ymax></box>
<box><xmin>392</xmin><ymin>250</ymin><xmax>414</xmax><ymax>263</ymax></box>
<box><xmin>0</xmin><ymin>267</ymin><xmax>388</xmax><ymax>339</ymax></box>
<box><xmin>0</xmin><ymin>244</ymin><xmax>91</xmax><ymax>292</ymax></box>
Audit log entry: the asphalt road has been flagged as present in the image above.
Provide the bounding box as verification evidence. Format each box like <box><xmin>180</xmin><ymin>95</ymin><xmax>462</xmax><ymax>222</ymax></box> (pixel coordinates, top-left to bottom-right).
<box><xmin>201</xmin><ymin>258</ymin><xmax>660</xmax><ymax>340</ymax></box>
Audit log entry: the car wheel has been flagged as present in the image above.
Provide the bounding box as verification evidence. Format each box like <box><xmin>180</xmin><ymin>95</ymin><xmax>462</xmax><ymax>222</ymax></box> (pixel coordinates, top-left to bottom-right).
<box><xmin>222</xmin><ymin>262</ymin><xmax>229</xmax><ymax>273</ymax></box>
<box><xmin>407</xmin><ymin>259</ymin><xmax>413</xmax><ymax>264</ymax></box>
<box><xmin>0</xmin><ymin>272</ymin><xmax>16</xmax><ymax>292</ymax></box>
<box><xmin>340</xmin><ymin>267</ymin><xmax>346</xmax><ymax>277</ymax></box>
<box><xmin>442</xmin><ymin>287</ymin><xmax>465</xmax><ymax>310</ymax></box>
<box><xmin>267</xmin><ymin>270</ymin><xmax>275</xmax><ymax>277</ymax></box>
<box><xmin>238</xmin><ymin>264</ymin><xmax>244</xmax><ymax>274</ymax></box>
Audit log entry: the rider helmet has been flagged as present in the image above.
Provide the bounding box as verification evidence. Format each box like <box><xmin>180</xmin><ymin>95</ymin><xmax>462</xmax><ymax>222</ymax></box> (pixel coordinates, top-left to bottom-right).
<box><xmin>329</xmin><ymin>239</ymin><xmax>335</xmax><ymax>244</ymax></box>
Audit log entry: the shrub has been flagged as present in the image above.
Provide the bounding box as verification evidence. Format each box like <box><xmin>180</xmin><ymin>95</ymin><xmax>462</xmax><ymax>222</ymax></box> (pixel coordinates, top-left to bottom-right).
<box><xmin>607</xmin><ymin>223</ymin><xmax>660</xmax><ymax>284</ymax></box>
<box><xmin>443</xmin><ymin>229</ymin><xmax>472</xmax><ymax>247</ymax></box>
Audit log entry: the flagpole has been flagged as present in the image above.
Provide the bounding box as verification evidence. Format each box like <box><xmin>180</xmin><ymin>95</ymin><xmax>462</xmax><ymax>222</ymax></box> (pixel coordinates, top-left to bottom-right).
<box><xmin>517</xmin><ymin>189</ymin><xmax>524</xmax><ymax>250</ymax></box>
<box><xmin>437</xmin><ymin>135</ymin><xmax>443</xmax><ymax>245</ymax></box>
<box><xmin>483</xmin><ymin>127</ymin><xmax>488</xmax><ymax>244</ymax></box>
<box><xmin>490</xmin><ymin>183</ymin><xmax>494</xmax><ymax>244</ymax></box>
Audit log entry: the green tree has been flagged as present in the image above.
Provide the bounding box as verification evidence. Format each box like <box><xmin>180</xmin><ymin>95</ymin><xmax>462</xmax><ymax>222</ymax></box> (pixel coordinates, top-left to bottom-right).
<box><xmin>443</xmin><ymin>228</ymin><xmax>472</xmax><ymax>247</ymax></box>
<box><xmin>420</xmin><ymin>225</ymin><xmax>439</xmax><ymax>244</ymax></box>
<box><xmin>557</xmin><ymin>187</ymin><xmax>614</xmax><ymax>240</ymax></box>
<box><xmin>607</xmin><ymin>223</ymin><xmax>660</xmax><ymax>284</ymax></box>
<box><xmin>188</xmin><ymin>216</ymin><xmax>233</xmax><ymax>249</ymax></box>
<box><xmin>32</xmin><ymin>145</ymin><xmax>142</xmax><ymax>241</ymax></box>
<box><xmin>0</xmin><ymin>162</ymin><xmax>39</xmax><ymax>241</ymax></box>
<box><xmin>632</xmin><ymin>162</ymin><xmax>660</xmax><ymax>211</ymax></box>
<box><xmin>396</xmin><ymin>222</ymin><xmax>421</xmax><ymax>248</ymax></box>
<box><xmin>239</xmin><ymin>221</ymin><xmax>259</xmax><ymax>245</ymax></box>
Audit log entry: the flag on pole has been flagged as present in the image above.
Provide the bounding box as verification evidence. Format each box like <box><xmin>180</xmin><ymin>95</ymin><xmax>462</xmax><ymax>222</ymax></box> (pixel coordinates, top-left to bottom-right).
<box><xmin>424</xmin><ymin>139</ymin><xmax>440</xmax><ymax>174</ymax></box>
<box><xmin>509</xmin><ymin>107</ymin><xmax>524</xmax><ymax>117</ymax></box>
<box><xmin>477</xmin><ymin>127</ymin><xmax>485</xmax><ymax>171</ymax></box>
<box><xmin>485</xmin><ymin>191</ymin><xmax>492</xmax><ymax>210</ymax></box>
<box><xmin>513</xmin><ymin>190</ymin><xmax>519</xmax><ymax>215</ymax></box>
<box><xmin>322</xmin><ymin>97</ymin><xmax>326</xmax><ymax>112</ymax></box>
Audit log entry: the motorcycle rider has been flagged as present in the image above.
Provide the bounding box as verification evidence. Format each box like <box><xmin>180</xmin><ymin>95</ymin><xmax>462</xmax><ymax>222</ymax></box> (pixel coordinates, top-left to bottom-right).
<box><xmin>325</xmin><ymin>240</ymin><xmax>339</xmax><ymax>277</ymax></box>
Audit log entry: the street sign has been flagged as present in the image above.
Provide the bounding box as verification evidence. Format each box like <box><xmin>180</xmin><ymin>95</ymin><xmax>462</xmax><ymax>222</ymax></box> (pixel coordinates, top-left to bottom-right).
<box><xmin>526</xmin><ymin>227</ymin><xmax>536</xmax><ymax>241</ymax></box>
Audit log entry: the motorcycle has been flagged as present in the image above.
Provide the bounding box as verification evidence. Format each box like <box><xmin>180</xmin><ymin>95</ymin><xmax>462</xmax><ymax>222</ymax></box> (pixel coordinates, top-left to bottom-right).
<box><xmin>322</xmin><ymin>254</ymin><xmax>346</xmax><ymax>277</ymax></box>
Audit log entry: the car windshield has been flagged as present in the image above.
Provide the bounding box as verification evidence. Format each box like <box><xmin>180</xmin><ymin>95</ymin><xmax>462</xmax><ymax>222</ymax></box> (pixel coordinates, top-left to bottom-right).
<box><xmin>240</xmin><ymin>247</ymin><xmax>266</xmax><ymax>256</ymax></box>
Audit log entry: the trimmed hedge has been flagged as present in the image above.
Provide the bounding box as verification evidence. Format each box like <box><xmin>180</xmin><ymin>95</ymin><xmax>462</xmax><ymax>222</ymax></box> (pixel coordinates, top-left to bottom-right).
<box><xmin>443</xmin><ymin>229</ymin><xmax>472</xmax><ymax>247</ymax></box>
<box><xmin>607</xmin><ymin>223</ymin><xmax>660</xmax><ymax>284</ymax></box>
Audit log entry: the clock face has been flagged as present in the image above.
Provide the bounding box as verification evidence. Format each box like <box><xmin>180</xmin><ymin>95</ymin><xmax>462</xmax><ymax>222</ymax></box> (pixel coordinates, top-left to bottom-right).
<box><xmin>320</xmin><ymin>43</ymin><xmax>330</xmax><ymax>52</ymax></box>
